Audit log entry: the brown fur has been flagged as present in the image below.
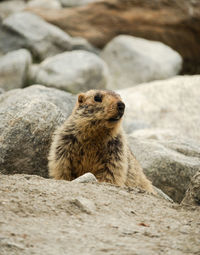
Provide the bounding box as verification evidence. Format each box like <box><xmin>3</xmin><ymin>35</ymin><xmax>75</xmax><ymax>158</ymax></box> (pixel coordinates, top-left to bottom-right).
<box><xmin>48</xmin><ymin>89</ymin><xmax>154</xmax><ymax>193</ymax></box>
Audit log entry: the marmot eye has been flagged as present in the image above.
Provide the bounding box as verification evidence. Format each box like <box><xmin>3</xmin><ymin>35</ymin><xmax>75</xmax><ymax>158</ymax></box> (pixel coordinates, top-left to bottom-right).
<box><xmin>94</xmin><ymin>94</ymin><xmax>102</xmax><ymax>102</ymax></box>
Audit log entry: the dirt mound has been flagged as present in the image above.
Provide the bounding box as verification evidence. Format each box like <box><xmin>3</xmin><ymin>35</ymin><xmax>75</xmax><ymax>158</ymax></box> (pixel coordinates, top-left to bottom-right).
<box><xmin>0</xmin><ymin>174</ymin><xmax>199</xmax><ymax>255</ymax></box>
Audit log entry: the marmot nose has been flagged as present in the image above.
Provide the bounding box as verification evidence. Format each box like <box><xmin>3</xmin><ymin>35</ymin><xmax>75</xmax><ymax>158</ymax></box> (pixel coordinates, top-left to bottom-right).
<box><xmin>117</xmin><ymin>101</ymin><xmax>125</xmax><ymax>112</ymax></box>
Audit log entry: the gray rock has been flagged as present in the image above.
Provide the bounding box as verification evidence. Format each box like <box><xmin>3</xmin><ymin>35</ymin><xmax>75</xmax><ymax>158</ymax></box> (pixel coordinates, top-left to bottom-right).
<box><xmin>60</xmin><ymin>0</ymin><xmax>100</xmax><ymax>7</ymax></box>
<box><xmin>101</xmin><ymin>35</ymin><xmax>182</xmax><ymax>89</ymax></box>
<box><xmin>0</xmin><ymin>12</ymin><xmax>95</xmax><ymax>61</ymax></box>
<box><xmin>29</xmin><ymin>50</ymin><xmax>108</xmax><ymax>93</ymax></box>
<box><xmin>181</xmin><ymin>171</ymin><xmax>200</xmax><ymax>206</ymax></box>
<box><xmin>0</xmin><ymin>0</ymin><xmax>26</xmax><ymax>20</ymax></box>
<box><xmin>72</xmin><ymin>173</ymin><xmax>97</xmax><ymax>183</ymax></box>
<box><xmin>120</xmin><ymin>75</ymin><xmax>200</xmax><ymax>142</ymax></box>
<box><xmin>27</xmin><ymin>0</ymin><xmax>61</xmax><ymax>9</ymax></box>
<box><xmin>128</xmin><ymin>134</ymin><xmax>200</xmax><ymax>203</ymax></box>
<box><xmin>0</xmin><ymin>85</ymin><xmax>76</xmax><ymax>177</ymax></box>
<box><xmin>0</xmin><ymin>49</ymin><xmax>32</xmax><ymax>91</ymax></box>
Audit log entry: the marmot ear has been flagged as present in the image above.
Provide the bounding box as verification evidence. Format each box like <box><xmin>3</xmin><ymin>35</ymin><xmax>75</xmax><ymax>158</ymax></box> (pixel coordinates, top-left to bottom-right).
<box><xmin>78</xmin><ymin>93</ymin><xmax>85</xmax><ymax>104</ymax></box>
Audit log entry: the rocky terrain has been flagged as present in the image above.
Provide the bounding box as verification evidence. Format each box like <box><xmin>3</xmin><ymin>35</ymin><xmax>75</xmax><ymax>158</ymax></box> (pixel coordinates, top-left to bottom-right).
<box><xmin>0</xmin><ymin>0</ymin><xmax>200</xmax><ymax>254</ymax></box>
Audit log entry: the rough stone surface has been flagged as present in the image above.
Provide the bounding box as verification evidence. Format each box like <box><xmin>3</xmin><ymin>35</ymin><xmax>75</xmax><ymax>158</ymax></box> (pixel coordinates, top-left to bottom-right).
<box><xmin>27</xmin><ymin>0</ymin><xmax>61</xmax><ymax>9</ymax></box>
<box><xmin>28</xmin><ymin>0</ymin><xmax>200</xmax><ymax>73</ymax></box>
<box><xmin>128</xmin><ymin>134</ymin><xmax>200</xmax><ymax>203</ymax></box>
<box><xmin>0</xmin><ymin>49</ymin><xmax>32</xmax><ymax>91</ymax></box>
<box><xmin>72</xmin><ymin>173</ymin><xmax>97</xmax><ymax>183</ymax></box>
<box><xmin>0</xmin><ymin>85</ymin><xmax>75</xmax><ymax>177</ymax></box>
<box><xmin>119</xmin><ymin>75</ymin><xmax>200</xmax><ymax>142</ymax></box>
<box><xmin>0</xmin><ymin>0</ymin><xmax>26</xmax><ymax>20</ymax></box>
<box><xmin>0</xmin><ymin>12</ymin><xmax>95</xmax><ymax>61</ymax></box>
<box><xmin>101</xmin><ymin>35</ymin><xmax>182</xmax><ymax>89</ymax></box>
<box><xmin>0</xmin><ymin>174</ymin><xmax>200</xmax><ymax>255</ymax></box>
<box><xmin>181</xmin><ymin>171</ymin><xmax>200</xmax><ymax>206</ymax></box>
<box><xmin>29</xmin><ymin>50</ymin><xmax>108</xmax><ymax>93</ymax></box>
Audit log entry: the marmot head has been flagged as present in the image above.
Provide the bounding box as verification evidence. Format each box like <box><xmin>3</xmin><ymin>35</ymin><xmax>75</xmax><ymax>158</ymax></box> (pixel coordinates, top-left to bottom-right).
<box><xmin>74</xmin><ymin>90</ymin><xmax>125</xmax><ymax>131</ymax></box>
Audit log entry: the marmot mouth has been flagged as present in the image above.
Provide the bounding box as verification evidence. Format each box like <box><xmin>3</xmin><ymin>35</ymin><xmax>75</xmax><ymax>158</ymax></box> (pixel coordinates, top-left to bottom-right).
<box><xmin>108</xmin><ymin>114</ymin><xmax>123</xmax><ymax>122</ymax></box>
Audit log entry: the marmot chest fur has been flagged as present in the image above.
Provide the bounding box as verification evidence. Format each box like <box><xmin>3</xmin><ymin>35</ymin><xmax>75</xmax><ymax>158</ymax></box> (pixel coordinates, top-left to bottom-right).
<box><xmin>48</xmin><ymin>89</ymin><xmax>154</xmax><ymax>193</ymax></box>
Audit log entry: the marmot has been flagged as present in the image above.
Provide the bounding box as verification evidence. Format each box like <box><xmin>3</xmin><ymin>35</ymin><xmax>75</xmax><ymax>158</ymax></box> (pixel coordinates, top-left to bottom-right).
<box><xmin>48</xmin><ymin>89</ymin><xmax>154</xmax><ymax>193</ymax></box>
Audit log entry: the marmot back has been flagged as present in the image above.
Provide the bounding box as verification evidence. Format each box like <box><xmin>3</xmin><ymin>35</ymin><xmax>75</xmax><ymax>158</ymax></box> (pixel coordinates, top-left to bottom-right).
<box><xmin>48</xmin><ymin>89</ymin><xmax>154</xmax><ymax>193</ymax></box>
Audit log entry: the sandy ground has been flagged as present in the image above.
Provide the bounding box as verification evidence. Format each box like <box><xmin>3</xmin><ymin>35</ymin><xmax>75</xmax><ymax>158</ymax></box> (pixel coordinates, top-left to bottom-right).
<box><xmin>0</xmin><ymin>174</ymin><xmax>200</xmax><ymax>255</ymax></box>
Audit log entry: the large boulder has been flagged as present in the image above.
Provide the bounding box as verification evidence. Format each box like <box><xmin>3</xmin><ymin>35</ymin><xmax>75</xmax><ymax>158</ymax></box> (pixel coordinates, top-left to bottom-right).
<box><xmin>128</xmin><ymin>133</ymin><xmax>200</xmax><ymax>202</ymax></box>
<box><xmin>119</xmin><ymin>75</ymin><xmax>200</xmax><ymax>202</ymax></box>
<box><xmin>0</xmin><ymin>12</ymin><xmax>95</xmax><ymax>61</ymax></box>
<box><xmin>28</xmin><ymin>0</ymin><xmax>200</xmax><ymax>73</ymax></box>
<box><xmin>0</xmin><ymin>85</ymin><xmax>75</xmax><ymax>177</ymax></box>
<box><xmin>0</xmin><ymin>49</ymin><xmax>32</xmax><ymax>91</ymax></box>
<box><xmin>28</xmin><ymin>50</ymin><xmax>108</xmax><ymax>93</ymax></box>
<box><xmin>181</xmin><ymin>171</ymin><xmax>200</xmax><ymax>206</ymax></box>
<box><xmin>120</xmin><ymin>75</ymin><xmax>200</xmax><ymax>142</ymax></box>
<box><xmin>101</xmin><ymin>35</ymin><xmax>182</xmax><ymax>89</ymax></box>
